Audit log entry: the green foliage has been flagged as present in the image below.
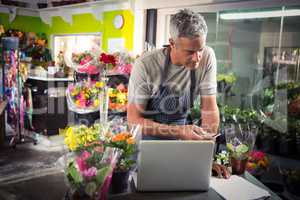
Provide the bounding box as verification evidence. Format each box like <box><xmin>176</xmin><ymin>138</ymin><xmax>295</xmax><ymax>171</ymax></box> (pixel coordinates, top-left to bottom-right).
<box><xmin>217</xmin><ymin>73</ymin><xmax>237</xmax><ymax>84</ymax></box>
<box><xmin>220</xmin><ymin>105</ymin><xmax>260</xmax><ymax>124</ymax></box>
<box><xmin>227</xmin><ymin>143</ymin><xmax>250</xmax><ymax>159</ymax></box>
<box><xmin>85</xmin><ymin>182</ymin><xmax>97</xmax><ymax>197</ymax></box>
<box><xmin>215</xmin><ymin>151</ymin><xmax>229</xmax><ymax>165</ymax></box>
<box><xmin>96</xmin><ymin>166</ymin><xmax>111</xmax><ymax>186</ymax></box>
<box><xmin>67</xmin><ymin>162</ymin><xmax>83</xmax><ymax>188</ymax></box>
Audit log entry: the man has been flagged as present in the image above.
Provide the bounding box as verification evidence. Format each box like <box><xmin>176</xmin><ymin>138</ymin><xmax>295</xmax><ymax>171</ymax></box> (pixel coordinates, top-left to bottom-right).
<box><xmin>128</xmin><ymin>9</ymin><xmax>229</xmax><ymax>178</ymax></box>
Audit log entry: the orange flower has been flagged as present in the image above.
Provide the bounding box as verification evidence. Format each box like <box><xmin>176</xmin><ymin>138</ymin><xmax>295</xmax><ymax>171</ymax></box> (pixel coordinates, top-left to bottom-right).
<box><xmin>111</xmin><ymin>132</ymin><xmax>132</xmax><ymax>142</ymax></box>
<box><xmin>109</xmin><ymin>102</ymin><xmax>117</xmax><ymax>110</ymax></box>
<box><xmin>126</xmin><ymin>137</ymin><xmax>135</xmax><ymax>145</ymax></box>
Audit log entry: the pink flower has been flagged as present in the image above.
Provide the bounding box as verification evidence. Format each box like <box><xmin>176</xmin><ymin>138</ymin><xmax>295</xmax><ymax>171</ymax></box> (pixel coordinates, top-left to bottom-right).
<box><xmin>81</xmin><ymin>150</ymin><xmax>91</xmax><ymax>160</ymax></box>
<box><xmin>78</xmin><ymin>66</ymin><xmax>88</xmax><ymax>73</ymax></box>
<box><xmin>86</xmin><ymin>65</ymin><xmax>99</xmax><ymax>75</ymax></box>
<box><xmin>76</xmin><ymin>157</ymin><xmax>87</xmax><ymax>171</ymax></box>
<box><xmin>117</xmin><ymin>64</ymin><xmax>132</xmax><ymax>75</ymax></box>
<box><xmin>80</xmin><ymin>56</ymin><xmax>93</xmax><ymax>65</ymax></box>
<box><xmin>79</xmin><ymin>98</ymin><xmax>86</xmax><ymax>107</ymax></box>
<box><xmin>82</xmin><ymin>167</ymin><xmax>97</xmax><ymax>179</ymax></box>
<box><xmin>251</xmin><ymin>151</ymin><xmax>265</xmax><ymax>160</ymax></box>
<box><xmin>76</xmin><ymin>151</ymin><xmax>92</xmax><ymax>172</ymax></box>
<box><xmin>68</xmin><ymin>85</ymin><xmax>75</xmax><ymax>91</ymax></box>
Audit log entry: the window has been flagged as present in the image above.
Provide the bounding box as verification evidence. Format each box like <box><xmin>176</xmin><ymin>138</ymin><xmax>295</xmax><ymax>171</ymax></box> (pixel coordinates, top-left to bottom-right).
<box><xmin>52</xmin><ymin>33</ymin><xmax>102</xmax><ymax>67</ymax></box>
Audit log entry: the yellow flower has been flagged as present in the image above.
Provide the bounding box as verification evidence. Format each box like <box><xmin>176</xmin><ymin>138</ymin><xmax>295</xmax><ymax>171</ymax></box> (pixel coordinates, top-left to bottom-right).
<box><xmin>71</xmin><ymin>90</ymin><xmax>79</xmax><ymax>96</ymax></box>
<box><xmin>94</xmin><ymin>99</ymin><xmax>99</xmax><ymax>107</ymax></box>
<box><xmin>95</xmin><ymin>81</ymin><xmax>104</xmax><ymax>88</ymax></box>
<box><xmin>117</xmin><ymin>92</ymin><xmax>127</xmax><ymax>102</ymax></box>
<box><xmin>64</xmin><ymin>127</ymin><xmax>78</xmax><ymax>151</ymax></box>
<box><xmin>75</xmin><ymin>100</ymin><xmax>81</xmax><ymax>106</ymax></box>
<box><xmin>108</xmin><ymin>88</ymin><xmax>117</xmax><ymax>98</ymax></box>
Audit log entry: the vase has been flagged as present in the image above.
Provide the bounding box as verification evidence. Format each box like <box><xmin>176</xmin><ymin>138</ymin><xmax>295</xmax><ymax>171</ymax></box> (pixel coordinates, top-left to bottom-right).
<box><xmin>99</xmin><ymin>77</ymin><xmax>109</xmax><ymax>127</ymax></box>
<box><xmin>230</xmin><ymin>157</ymin><xmax>248</xmax><ymax>175</ymax></box>
<box><xmin>111</xmin><ymin>170</ymin><xmax>130</xmax><ymax>194</ymax></box>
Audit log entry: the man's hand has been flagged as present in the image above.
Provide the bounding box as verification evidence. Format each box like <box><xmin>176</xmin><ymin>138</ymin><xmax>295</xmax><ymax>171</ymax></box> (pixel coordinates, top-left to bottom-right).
<box><xmin>212</xmin><ymin>163</ymin><xmax>230</xmax><ymax>179</ymax></box>
<box><xmin>178</xmin><ymin>125</ymin><xmax>215</xmax><ymax>140</ymax></box>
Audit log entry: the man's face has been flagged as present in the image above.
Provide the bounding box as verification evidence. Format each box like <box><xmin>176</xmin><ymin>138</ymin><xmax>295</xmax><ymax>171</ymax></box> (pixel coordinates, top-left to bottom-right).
<box><xmin>170</xmin><ymin>36</ymin><xmax>206</xmax><ymax>69</ymax></box>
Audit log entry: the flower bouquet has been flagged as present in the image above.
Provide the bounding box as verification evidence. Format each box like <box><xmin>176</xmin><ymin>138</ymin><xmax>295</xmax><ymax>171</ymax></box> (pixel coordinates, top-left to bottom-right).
<box><xmin>98</xmin><ymin>52</ymin><xmax>117</xmax><ymax>76</ymax></box>
<box><xmin>110</xmin><ymin>52</ymin><xmax>135</xmax><ymax>75</ymax></box>
<box><xmin>61</xmin><ymin>124</ymin><xmax>119</xmax><ymax>200</ymax></box>
<box><xmin>106</xmin><ymin>124</ymin><xmax>141</xmax><ymax>193</ymax></box>
<box><xmin>66</xmin><ymin>81</ymin><xmax>104</xmax><ymax>114</ymax></box>
<box><xmin>72</xmin><ymin>51</ymin><xmax>100</xmax><ymax>75</ymax></box>
<box><xmin>246</xmin><ymin>150</ymin><xmax>269</xmax><ymax>178</ymax></box>
<box><xmin>108</xmin><ymin>83</ymin><xmax>128</xmax><ymax>112</ymax></box>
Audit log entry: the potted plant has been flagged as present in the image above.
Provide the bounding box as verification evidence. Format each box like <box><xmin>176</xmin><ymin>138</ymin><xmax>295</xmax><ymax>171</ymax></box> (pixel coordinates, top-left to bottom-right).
<box><xmin>224</xmin><ymin>122</ymin><xmax>257</xmax><ymax>175</ymax></box>
<box><xmin>217</xmin><ymin>72</ymin><xmax>236</xmax><ymax>93</ymax></box>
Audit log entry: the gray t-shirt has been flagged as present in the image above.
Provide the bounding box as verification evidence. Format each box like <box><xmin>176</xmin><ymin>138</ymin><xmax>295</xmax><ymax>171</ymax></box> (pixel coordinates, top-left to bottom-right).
<box><xmin>128</xmin><ymin>46</ymin><xmax>217</xmax><ymax>106</ymax></box>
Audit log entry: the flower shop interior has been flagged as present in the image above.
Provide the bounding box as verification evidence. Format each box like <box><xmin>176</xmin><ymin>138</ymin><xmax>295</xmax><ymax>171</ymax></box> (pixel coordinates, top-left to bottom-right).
<box><xmin>0</xmin><ymin>0</ymin><xmax>300</xmax><ymax>199</ymax></box>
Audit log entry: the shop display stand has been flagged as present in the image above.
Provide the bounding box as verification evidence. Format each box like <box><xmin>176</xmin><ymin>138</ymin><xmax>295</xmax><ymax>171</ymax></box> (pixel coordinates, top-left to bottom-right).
<box><xmin>1</xmin><ymin>37</ymin><xmax>37</xmax><ymax>148</ymax></box>
<box><xmin>67</xmin><ymin>70</ymin><xmax>101</xmax><ymax>126</ymax></box>
<box><xmin>68</xmin><ymin>69</ymin><xmax>129</xmax><ymax>126</ymax></box>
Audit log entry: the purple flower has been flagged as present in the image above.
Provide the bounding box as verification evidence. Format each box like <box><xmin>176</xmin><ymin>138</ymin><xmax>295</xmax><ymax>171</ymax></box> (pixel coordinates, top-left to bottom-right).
<box><xmin>82</xmin><ymin>167</ymin><xmax>97</xmax><ymax>179</ymax></box>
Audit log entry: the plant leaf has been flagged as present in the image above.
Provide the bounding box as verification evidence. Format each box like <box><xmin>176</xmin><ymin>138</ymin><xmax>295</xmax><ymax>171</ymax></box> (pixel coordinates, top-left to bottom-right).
<box><xmin>68</xmin><ymin>162</ymin><xmax>83</xmax><ymax>184</ymax></box>
<box><xmin>95</xmin><ymin>166</ymin><xmax>111</xmax><ymax>186</ymax></box>
<box><xmin>85</xmin><ymin>182</ymin><xmax>97</xmax><ymax>197</ymax></box>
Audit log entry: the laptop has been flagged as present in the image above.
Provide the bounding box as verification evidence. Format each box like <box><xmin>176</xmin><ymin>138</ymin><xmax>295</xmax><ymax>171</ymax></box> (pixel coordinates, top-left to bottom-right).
<box><xmin>133</xmin><ymin>140</ymin><xmax>215</xmax><ymax>192</ymax></box>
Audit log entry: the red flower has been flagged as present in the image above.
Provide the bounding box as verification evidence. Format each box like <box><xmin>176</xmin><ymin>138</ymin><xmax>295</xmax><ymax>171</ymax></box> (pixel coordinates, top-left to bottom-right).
<box><xmin>250</xmin><ymin>151</ymin><xmax>265</xmax><ymax>161</ymax></box>
<box><xmin>99</xmin><ymin>53</ymin><xmax>117</xmax><ymax>66</ymax></box>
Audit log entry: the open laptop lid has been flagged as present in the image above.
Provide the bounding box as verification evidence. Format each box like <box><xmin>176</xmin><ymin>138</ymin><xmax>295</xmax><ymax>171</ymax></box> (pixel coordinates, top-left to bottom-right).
<box><xmin>135</xmin><ymin>140</ymin><xmax>215</xmax><ymax>192</ymax></box>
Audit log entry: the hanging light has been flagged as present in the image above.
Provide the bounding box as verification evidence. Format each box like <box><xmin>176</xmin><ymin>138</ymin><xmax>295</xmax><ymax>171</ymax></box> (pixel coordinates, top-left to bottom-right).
<box><xmin>220</xmin><ymin>9</ymin><xmax>300</xmax><ymax>20</ymax></box>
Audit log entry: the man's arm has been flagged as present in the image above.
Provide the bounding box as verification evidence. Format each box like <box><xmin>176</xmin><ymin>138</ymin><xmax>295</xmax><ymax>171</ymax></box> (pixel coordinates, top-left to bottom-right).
<box><xmin>200</xmin><ymin>95</ymin><xmax>220</xmax><ymax>135</ymax></box>
<box><xmin>127</xmin><ymin>103</ymin><xmax>205</xmax><ymax>140</ymax></box>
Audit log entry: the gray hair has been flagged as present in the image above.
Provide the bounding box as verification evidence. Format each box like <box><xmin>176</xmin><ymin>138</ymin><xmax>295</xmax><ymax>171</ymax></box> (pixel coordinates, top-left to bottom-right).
<box><xmin>170</xmin><ymin>9</ymin><xmax>208</xmax><ymax>40</ymax></box>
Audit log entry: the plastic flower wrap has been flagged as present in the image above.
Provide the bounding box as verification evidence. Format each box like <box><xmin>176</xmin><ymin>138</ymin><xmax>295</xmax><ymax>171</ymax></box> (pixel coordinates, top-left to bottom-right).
<box><xmin>61</xmin><ymin>121</ymin><xmax>141</xmax><ymax>198</ymax></box>
<box><xmin>65</xmin><ymin>144</ymin><xmax>119</xmax><ymax>199</ymax></box>
<box><xmin>246</xmin><ymin>150</ymin><xmax>270</xmax><ymax>175</ymax></box>
<box><xmin>108</xmin><ymin>83</ymin><xmax>128</xmax><ymax>112</ymax></box>
<box><xmin>99</xmin><ymin>52</ymin><xmax>117</xmax><ymax>74</ymax></box>
<box><xmin>72</xmin><ymin>51</ymin><xmax>100</xmax><ymax>75</ymax></box>
<box><xmin>60</xmin><ymin>123</ymin><xmax>119</xmax><ymax>199</ymax></box>
<box><xmin>111</xmin><ymin>52</ymin><xmax>135</xmax><ymax>75</ymax></box>
<box><xmin>106</xmin><ymin>122</ymin><xmax>141</xmax><ymax>172</ymax></box>
<box><xmin>66</xmin><ymin>81</ymin><xmax>104</xmax><ymax>114</ymax></box>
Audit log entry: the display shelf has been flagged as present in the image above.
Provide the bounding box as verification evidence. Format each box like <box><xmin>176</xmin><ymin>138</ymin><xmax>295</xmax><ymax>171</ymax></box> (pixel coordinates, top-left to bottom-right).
<box><xmin>28</xmin><ymin>74</ymin><xmax>74</xmax><ymax>82</ymax></box>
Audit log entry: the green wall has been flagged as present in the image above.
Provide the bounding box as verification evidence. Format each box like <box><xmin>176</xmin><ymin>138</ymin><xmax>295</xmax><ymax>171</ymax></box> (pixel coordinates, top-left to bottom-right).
<box><xmin>0</xmin><ymin>13</ymin><xmax>49</xmax><ymax>35</ymax></box>
<box><xmin>0</xmin><ymin>9</ymin><xmax>134</xmax><ymax>52</ymax></box>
